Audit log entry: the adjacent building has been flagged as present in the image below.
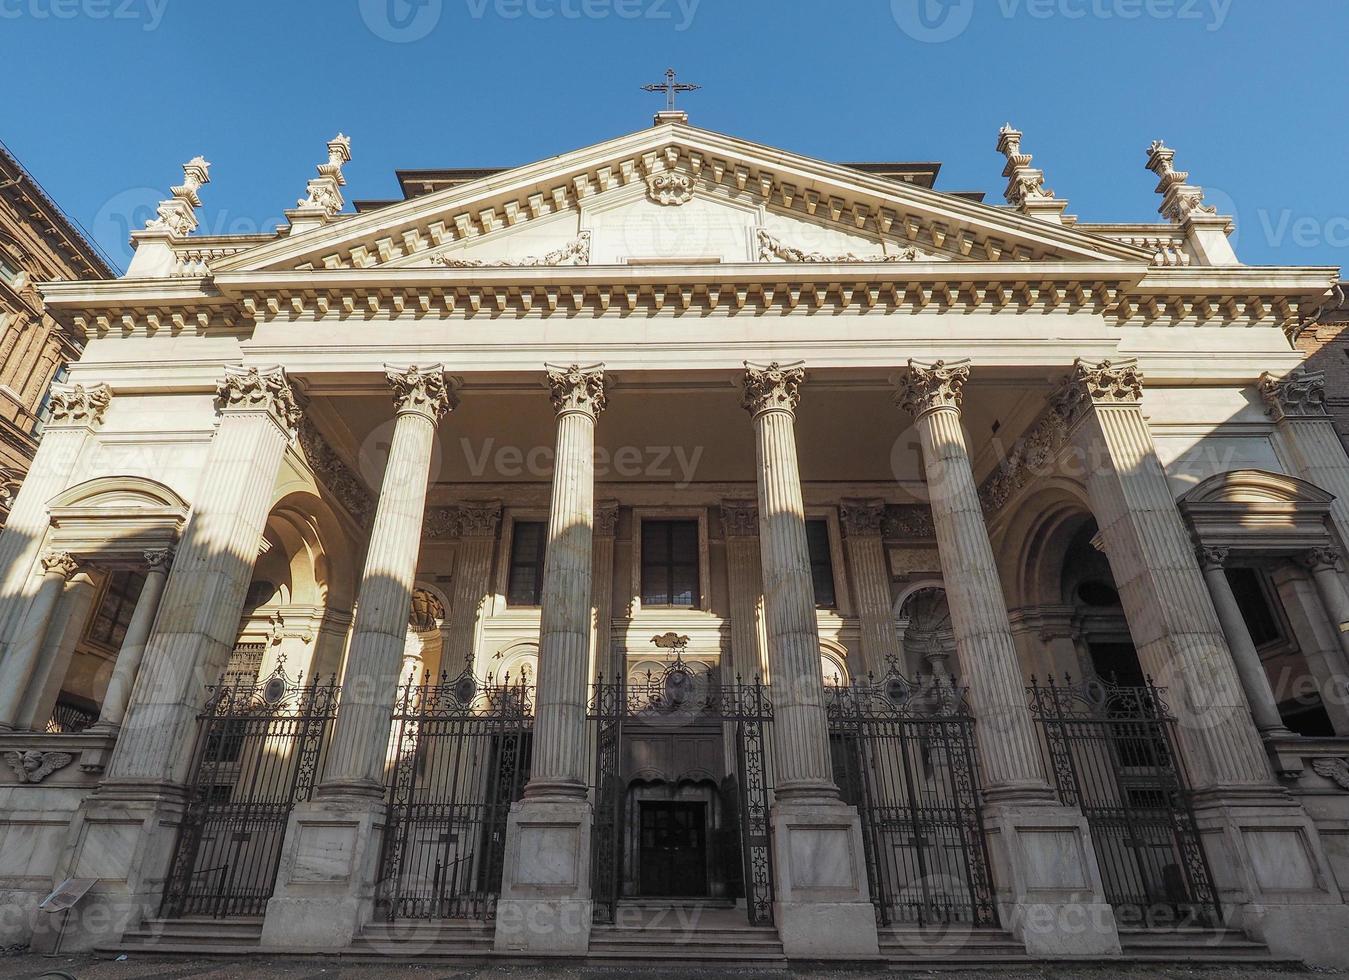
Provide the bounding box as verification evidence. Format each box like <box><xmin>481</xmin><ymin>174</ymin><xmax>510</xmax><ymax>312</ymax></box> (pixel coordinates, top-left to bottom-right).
<box><xmin>1</xmin><ymin>114</ymin><xmax>1348</xmax><ymax>967</ymax></box>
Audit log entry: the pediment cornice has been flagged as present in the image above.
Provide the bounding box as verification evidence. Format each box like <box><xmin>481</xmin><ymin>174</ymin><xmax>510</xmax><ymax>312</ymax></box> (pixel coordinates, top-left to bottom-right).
<box><xmin>209</xmin><ymin>124</ymin><xmax>1149</xmax><ymax>275</ymax></box>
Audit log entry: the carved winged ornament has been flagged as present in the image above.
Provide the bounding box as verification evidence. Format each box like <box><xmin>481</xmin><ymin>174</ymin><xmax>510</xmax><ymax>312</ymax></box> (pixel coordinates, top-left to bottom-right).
<box><xmin>4</xmin><ymin>750</ymin><xmax>74</xmax><ymax>784</ymax></box>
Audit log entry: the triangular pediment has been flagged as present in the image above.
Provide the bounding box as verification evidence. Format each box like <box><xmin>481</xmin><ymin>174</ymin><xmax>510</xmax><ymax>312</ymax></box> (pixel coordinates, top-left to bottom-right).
<box><xmin>211</xmin><ymin>124</ymin><xmax>1149</xmax><ymax>276</ymax></box>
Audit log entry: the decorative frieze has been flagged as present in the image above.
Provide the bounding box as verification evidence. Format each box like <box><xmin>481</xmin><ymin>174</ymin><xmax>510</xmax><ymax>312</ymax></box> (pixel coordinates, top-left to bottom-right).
<box><xmin>297</xmin><ymin>419</ymin><xmax>374</xmax><ymax>526</ymax></box>
<box><xmin>47</xmin><ymin>382</ymin><xmax>112</xmax><ymax>427</ymax></box>
<box><xmin>741</xmin><ymin>361</ymin><xmax>805</xmax><ymax>418</ymax></box>
<box><xmin>436</xmin><ymin>231</ymin><xmax>592</xmax><ymax>268</ymax></box>
<box><xmin>894</xmin><ymin>359</ymin><xmax>969</xmax><ymax>418</ymax></box>
<box><xmin>216</xmin><ymin>366</ymin><xmax>304</xmax><ymax>435</ymax></box>
<box><xmin>386</xmin><ymin>363</ymin><xmax>456</xmax><ymax>421</ymax></box>
<box><xmin>883</xmin><ymin>505</ymin><xmax>936</xmax><ymax>540</ymax></box>
<box><xmin>1260</xmin><ymin>368</ymin><xmax>1328</xmax><ymax>421</ymax></box>
<box><xmin>546</xmin><ymin>363</ymin><xmax>607</xmax><ymax>418</ymax></box>
<box><xmin>979</xmin><ymin>407</ymin><xmax>1071</xmax><ymax>515</ymax></box>
<box><xmin>756</xmin><ymin>229</ymin><xmax>928</xmax><ymax>264</ymax></box>
<box><xmin>424</xmin><ymin>506</ymin><xmax>460</xmax><ymax>539</ymax></box>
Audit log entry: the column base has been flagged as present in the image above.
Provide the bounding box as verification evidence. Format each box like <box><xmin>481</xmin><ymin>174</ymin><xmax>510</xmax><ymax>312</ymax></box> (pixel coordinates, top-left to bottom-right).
<box><xmin>33</xmin><ymin>788</ymin><xmax>187</xmax><ymax>953</ymax></box>
<box><xmin>260</xmin><ymin>795</ymin><xmax>386</xmax><ymax>951</ymax></box>
<box><xmin>493</xmin><ymin>796</ymin><xmax>593</xmax><ymax>955</ymax></box>
<box><xmin>770</xmin><ymin>798</ymin><xmax>880</xmax><ymax>959</ymax></box>
<box><xmin>982</xmin><ymin>801</ymin><xmax>1122</xmax><ymax>958</ymax></box>
<box><xmin>1194</xmin><ymin>796</ymin><xmax>1349</xmax><ymax>969</ymax></box>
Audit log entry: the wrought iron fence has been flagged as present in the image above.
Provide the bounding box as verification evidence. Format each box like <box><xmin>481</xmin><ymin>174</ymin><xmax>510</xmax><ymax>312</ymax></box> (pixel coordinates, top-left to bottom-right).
<box><xmin>589</xmin><ymin>660</ymin><xmax>775</xmax><ymax>927</ymax></box>
<box><xmin>826</xmin><ymin>671</ymin><xmax>997</xmax><ymax>928</ymax></box>
<box><xmin>376</xmin><ymin>671</ymin><xmax>534</xmax><ymax>922</ymax></box>
<box><xmin>162</xmin><ymin>666</ymin><xmax>339</xmax><ymax>919</ymax></box>
<box><xmin>1028</xmin><ymin>676</ymin><xmax>1221</xmax><ymax>926</ymax></box>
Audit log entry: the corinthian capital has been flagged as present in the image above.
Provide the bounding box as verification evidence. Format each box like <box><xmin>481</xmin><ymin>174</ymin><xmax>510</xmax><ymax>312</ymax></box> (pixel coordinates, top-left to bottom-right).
<box><xmin>216</xmin><ymin>366</ymin><xmax>303</xmax><ymax>435</ymax></box>
<box><xmin>1260</xmin><ymin>368</ymin><xmax>1328</xmax><ymax>422</ymax></box>
<box><xmin>1194</xmin><ymin>545</ymin><xmax>1230</xmax><ymax>571</ymax></box>
<box><xmin>840</xmin><ymin>499</ymin><xmax>886</xmax><ymax>538</ymax></box>
<box><xmin>894</xmin><ymin>359</ymin><xmax>970</xmax><ymax>417</ymax></box>
<box><xmin>720</xmin><ymin>499</ymin><xmax>759</xmax><ymax>538</ymax></box>
<box><xmin>458</xmin><ymin>501</ymin><xmax>502</xmax><ymax>539</ymax></box>
<box><xmin>386</xmin><ymin>364</ymin><xmax>457</xmax><ymax>421</ymax></box>
<box><xmin>1051</xmin><ymin>358</ymin><xmax>1143</xmax><ymax>427</ymax></box>
<box><xmin>47</xmin><ymin>382</ymin><xmax>112</xmax><ymax>428</ymax></box>
<box><xmin>546</xmin><ymin>363</ymin><xmax>607</xmax><ymax>418</ymax></box>
<box><xmin>40</xmin><ymin>551</ymin><xmax>80</xmax><ymax>579</ymax></box>
<box><xmin>741</xmin><ymin>361</ymin><xmax>805</xmax><ymax>418</ymax></box>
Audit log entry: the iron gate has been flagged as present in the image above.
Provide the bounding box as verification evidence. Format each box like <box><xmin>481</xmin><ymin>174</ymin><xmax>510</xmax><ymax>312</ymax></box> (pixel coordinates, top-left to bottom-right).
<box><xmin>376</xmin><ymin>671</ymin><xmax>534</xmax><ymax>921</ymax></box>
<box><xmin>589</xmin><ymin>662</ymin><xmax>775</xmax><ymax>926</ymax></box>
<box><xmin>163</xmin><ymin>666</ymin><xmax>339</xmax><ymax>919</ymax></box>
<box><xmin>1028</xmin><ymin>676</ymin><xmax>1221</xmax><ymax>925</ymax></box>
<box><xmin>826</xmin><ymin>672</ymin><xmax>997</xmax><ymax>927</ymax></box>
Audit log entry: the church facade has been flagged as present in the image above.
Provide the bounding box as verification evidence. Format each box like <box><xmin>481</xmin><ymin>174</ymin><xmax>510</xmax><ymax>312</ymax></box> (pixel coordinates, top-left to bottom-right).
<box><xmin>2</xmin><ymin>112</ymin><xmax>1349</xmax><ymax>966</ymax></box>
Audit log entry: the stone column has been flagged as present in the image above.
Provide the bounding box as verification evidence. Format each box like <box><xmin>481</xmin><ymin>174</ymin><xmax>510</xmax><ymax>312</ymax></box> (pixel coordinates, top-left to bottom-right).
<box><xmin>0</xmin><ymin>383</ymin><xmax>109</xmax><ymax>654</ymax></box>
<box><xmin>1055</xmin><ymin>359</ymin><xmax>1271</xmax><ymax>791</ymax></box>
<box><xmin>1195</xmin><ymin>546</ymin><xmax>1291</xmax><ymax>737</ymax></box>
<box><xmin>590</xmin><ymin>501</ymin><xmax>619</xmax><ymax>684</ymax></box>
<box><xmin>840</xmin><ymin>499</ymin><xmax>899</xmax><ymax>678</ymax></box>
<box><xmin>495</xmin><ymin>364</ymin><xmax>605</xmax><ymax>955</ymax></box>
<box><xmin>896</xmin><ymin>360</ymin><xmax>1120</xmax><ymax>958</ymax></box>
<box><xmin>1262</xmin><ymin>369</ymin><xmax>1349</xmax><ymax>552</ymax></box>
<box><xmin>894</xmin><ymin>362</ymin><xmax>1054</xmax><ymax>801</ymax></box>
<box><xmin>445</xmin><ymin>501</ymin><xmax>501</xmax><ymax>677</ymax></box>
<box><xmin>1299</xmin><ymin>547</ymin><xmax>1349</xmax><ymax>667</ymax></box>
<box><xmin>0</xmin><ymin>551</ymin><xmax>81</xmax><ymax>730</ymax></box>
<box><xmin>51</xmin><ymin>367</ymin><xmax>301</xmax><ymax>953</ymax></box>
<box><xmin>89</xmin><ymin>548</ymin><xmax>174</xmax><ymax>733</ymax></box>
<box><xmin>740</xmin><ymin>362</ymin><xmax>878</xmax><ymax>959</ymax></box>
<box><xmin>263</xmin><ymin>364</ymin><xmax>453</xmax><ymax>951</ymax></box>
<box><xmin>721</xmin><ymin>500</ymin><xmax>769</xmax><ymax>683</ymax></box>
<box><xmin>1058</xmin><ymin>359</ymin><xmax>1349</xmax><ymax>965</ymax></box>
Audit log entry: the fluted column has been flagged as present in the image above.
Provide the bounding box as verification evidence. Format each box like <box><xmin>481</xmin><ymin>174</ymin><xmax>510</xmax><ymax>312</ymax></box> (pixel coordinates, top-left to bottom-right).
<box><xmin>1262</xmin><ymin>369</ymin><xmax>1349</xmax><ymax>552</ymax></box>
<box><xmin>895</xmin><ymin>360</ymin><xmax>1053</xmax><ymax>801</ymax></box>
<box><xmin>0</xmin><ymin>383</ymin><xmax>109</xmax><ymax>654</ymax></box>
<box><xmin>1196</xmin><ymin>546</ymin><xmax>1290</xmax><ymax>736</ymax></box>
<box><xmin>840</xmin><ymin>499</ymin><xmax>899</xmax><ymax>678</ymax></box>
<box><xmin>0</xmin><ymin>551</ymin><xmax>81</xmax><ymax>730</ymax></box>
<box><xmin>445</xmin><ymin>501</ymin><xmax>501</xmax><ymax>676</ymax></box>
<box><xmin>1299</xmin><ymin>547</ymin><xmax>1349</xmax><ymax>668</ymax></box>
<box><xmin>1057</xmin><ymin>359</ymin><xmax>1271</xmax><ymax>791</ymax></box>
<box><xmin>721</xmin><ymin>500</ymin><xmax>769</xmax><ymax>683</ymax></box>
<box><xmin>741</xmin><ymin>362</ymin><xmax>837</xmax><ymax>801</ymax></box>
<box><xmin>106</xmin><ymin>367</ymin><xmax>302</xmax><ymax>790</ymax></box>
<box><xmin>89</xmin><ymin>549</ymin><xmax>174</xmax><ymax>733</ymax></box>
<box><xmin>321</xmin><ymin>365</ymin><xmax>454</xmax><ymax>798</ymax></box>
<box><xmin>525</xmin><ymin>364</ymin><xmax>606</xmax><ymax>800</ymax></box>
<box><xmin>590</xmin><ymin>501</ymin><xmax>619</xmax><ymax>684</ymax></box>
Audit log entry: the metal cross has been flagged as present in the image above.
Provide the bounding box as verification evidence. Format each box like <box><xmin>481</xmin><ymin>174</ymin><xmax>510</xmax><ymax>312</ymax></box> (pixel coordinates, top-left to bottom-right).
<box><xmin>642</xmin><ymin>67</ymin><xmax>701</xmax><ymax>112</ymax></box>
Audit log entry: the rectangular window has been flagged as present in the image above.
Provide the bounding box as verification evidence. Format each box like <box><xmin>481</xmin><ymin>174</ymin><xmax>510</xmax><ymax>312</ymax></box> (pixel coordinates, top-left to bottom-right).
<box><xmin>1225</xmin><ymin>567</ymin><xmax>1283</xmax><ymax>648</ymax></box>
<box><xmin>807</xmin><ymin>520</ymin><xmax>837</xmax><ymax>609</ymax></box>
<box><xmin>507</xmin><ymin>521</ymin><xmax>547</xmax><ymax>606</ymax></box>
<box><xmin>86</xmin><ymin>569</ymin><xmax>147</xmax><ymax>651</ymax></box>
<box><xmin>0</xmin><ymin>255</ymin><xmax>20</xmax><ymax>286</ymax></box>
<box><xmin>641</xmin><ymin>520</ymin><xmax>700</xmax><ymax>608</ymax></box>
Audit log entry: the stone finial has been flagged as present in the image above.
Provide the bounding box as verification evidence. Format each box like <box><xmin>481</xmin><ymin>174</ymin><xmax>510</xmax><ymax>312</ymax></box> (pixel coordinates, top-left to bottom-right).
<box><xmin>1260</xmin><ymin>368</ymin><xmax>1328</xmax><ymax>422</ymax></box>
<box><xmin>1051</xmin><ymin>358</ymin><xmax>1144</xmax><ymax>426</ymax></box>
<box><xmin>741</xmin><ymin>361</ymin><xmax>806</xmax><ymax>417</ymax></box>
<box><xmin>997</xmin><ymin>124</ymin><xmax>1066</xmax><ymax>222</ymax></box>
<box><xmin>47</xmin><ymin>382</ymin><xmax>112</xmax><ymax>428</ymax></box>
<box><xmin>216</xmin><ymin>365</ymin><xmax>304</xmax><ymax>435</ymax></box>
<box><xmin>293</xmin><ymin>133</ymin><xmax>353</xmax><ymax>222</ymax></box>
<box><xmin>386</xmin><ymin>364</ymin><xmax>456</xmax><ymax>422</ymax></box>
<box><xmin>894</xmin><ymin>359</ymin><xmax>970</xmax><ymax>418</ymax></box>
<box><xmin>546</xmin><ymin>363</ymin><xmax>607</xmax><ymax>418</ymax></box>
<box><xmin>143</xmin><ymin>157</ymin><xmax>211</xmax><ymax>237</ymax></box>
<box><xmin>1146</xmin><ymin>141</ymin><xmax>1218</xmax><ymax>223</ymax></box>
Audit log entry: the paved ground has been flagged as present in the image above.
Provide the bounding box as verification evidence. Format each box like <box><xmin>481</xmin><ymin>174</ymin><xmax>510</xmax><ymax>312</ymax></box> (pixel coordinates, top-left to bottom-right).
<box><xmin>0</xmin><ymin>955</ymin><xmax>1338</xmax><ymax>980</ymax></box>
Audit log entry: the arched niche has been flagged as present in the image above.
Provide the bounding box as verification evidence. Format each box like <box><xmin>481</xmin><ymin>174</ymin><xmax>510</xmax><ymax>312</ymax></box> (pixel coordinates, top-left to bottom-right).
<box><xmin>895</xmin><ymin>584</ymin><xmax>957</xmax><ymax>678</ymax></box>
<box><xmin>820</xmin><ymin>639</ymin><xmax>850</xmax><ymax>687</ymax></box>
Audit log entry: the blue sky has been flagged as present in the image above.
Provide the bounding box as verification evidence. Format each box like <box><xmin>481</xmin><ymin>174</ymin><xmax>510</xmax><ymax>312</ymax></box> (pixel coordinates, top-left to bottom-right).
<box><xmin>3</xmin><ymin>0</ymin><xmax>1345</xmax><ymax>274</ymax></box>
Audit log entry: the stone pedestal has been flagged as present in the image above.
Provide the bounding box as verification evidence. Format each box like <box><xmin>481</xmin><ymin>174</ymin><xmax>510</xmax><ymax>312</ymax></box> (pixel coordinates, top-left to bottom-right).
<box><xmin>742</xmin><ymin>363</ymin><xmax>879</xmax><ymax>959</ymax></box>
<box><xmin>259</xmin><ymin>796</ymin><xmax>386</xmax><ymax>950</ymax></box>
<box><xmin>494</xmin><ymin>797</ymin><xmax>594</xmax><ymax>954</ymax></box>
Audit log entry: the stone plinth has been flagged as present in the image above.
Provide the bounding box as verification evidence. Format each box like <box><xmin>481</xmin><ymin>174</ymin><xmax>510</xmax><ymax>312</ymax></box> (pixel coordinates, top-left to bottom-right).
<box><xmin>493</xmin><ymin>797</ymin><xmax>593</xmax><ymax>954</ymax></box>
